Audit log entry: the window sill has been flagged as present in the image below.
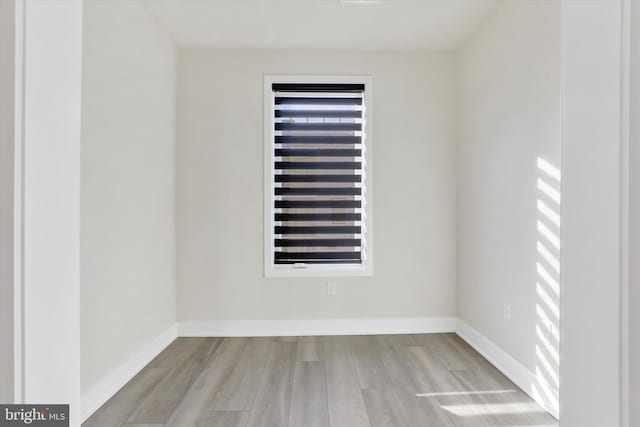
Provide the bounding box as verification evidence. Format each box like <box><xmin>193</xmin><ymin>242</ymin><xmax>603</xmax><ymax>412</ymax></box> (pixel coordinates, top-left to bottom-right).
<box><xmin>265</xmin><ymin>265</ymin><xmax>373</xmax><ymax>278</ymax></box>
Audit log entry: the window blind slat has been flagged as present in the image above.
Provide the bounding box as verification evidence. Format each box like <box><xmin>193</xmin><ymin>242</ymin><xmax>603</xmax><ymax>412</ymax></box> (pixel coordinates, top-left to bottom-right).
<box><xmin>275</xmin><ymin>226</ymin><xmax>361</xmax><ymax>234</ymax></box>
<box><xmin>275</xmin><ymin>123</ymin><xmax>362</xmax><ymax>132</ymax></box>
<box><xmin>275</xmin><ymin>149</ymin><xmax>361</xmax><ymax>157</ymax></box>
<box><xmin>275</xmin><ymin>238</ymin><xmax>361</xmax><ymax>247</ymax></box>
<box><xmin>274</xmin><ymin>259</ymin><xmax>362</xmax><ymax>265</ymax></box>
<box><xmin>275</xmin><ymin>251</ymin><xmax>362</xmax><ymax>260</ymax></box>
<box><xmin>275</xmin><ymin>213</ymin><xmax>361</xmax><ymax>222</ymax></box>
<box><xmin>275</xmin><ymin>110</ymin><xmax>362</xmax><ymax>118</ymax></box>
<box><xmin>272</xmin><ymin>83</ymin><xmax>364</xmax><ymax>92</ymax></box>
<box><xmin>275</xmin><ymin>136</ymin><xmax>361</xmax><ymax>144</ymax></box>
<box><xmin>275</xmin><ymin>187</ymin><xmax>361</xmax><ymax>196</ymax></box>
<box><xmin>275</xmin><ymin>174</ymin><xmax>361</xmax><ymax>183</ymax></box>
<box><xmin>275</xmin><ymin>97</ymin><xmax>362</xmax><ymax>106</ymax></box>
<box><xmin>274</xmin><ymin>200</ymin><xmax>361</xmax><ymax>209</ymax></box>
<box><xmin>275</xmin><ymin>161</ymin><xmax>361</xmax><ymax>170</ymax></box>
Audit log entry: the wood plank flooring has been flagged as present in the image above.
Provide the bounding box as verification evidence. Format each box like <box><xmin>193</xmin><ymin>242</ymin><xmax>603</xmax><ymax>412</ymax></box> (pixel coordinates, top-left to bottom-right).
<box><xmin>83</xmin><ymin>334</ymin><xmax>558</xmax><ymax>427</ymax></box>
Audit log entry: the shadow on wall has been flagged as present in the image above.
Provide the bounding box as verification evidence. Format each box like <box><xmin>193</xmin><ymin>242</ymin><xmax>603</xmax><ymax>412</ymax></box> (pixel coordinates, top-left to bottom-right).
<box><xmin>533</xmin><ymin>157</ymin><xmax>561</xmax><ymax>416</ymax></box>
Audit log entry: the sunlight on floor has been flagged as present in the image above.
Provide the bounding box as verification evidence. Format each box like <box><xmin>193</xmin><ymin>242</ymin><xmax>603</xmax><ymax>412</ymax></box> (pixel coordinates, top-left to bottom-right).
<box><xmin>416</xmin><ymin>389</ymin><xmax>518</xmax><ymax>398</ymax></box>
<box><xmin>441</xmin><ymin>402</ymin><xmax>546</xmax><ymax>416</ymax></box>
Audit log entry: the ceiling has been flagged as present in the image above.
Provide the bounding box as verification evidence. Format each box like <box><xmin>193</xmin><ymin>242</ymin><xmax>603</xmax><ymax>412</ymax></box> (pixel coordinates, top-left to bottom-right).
<box><xmin>142</xmin><ymin>0</ymin><xmax>498</xmax><ymax>51</ymax></box>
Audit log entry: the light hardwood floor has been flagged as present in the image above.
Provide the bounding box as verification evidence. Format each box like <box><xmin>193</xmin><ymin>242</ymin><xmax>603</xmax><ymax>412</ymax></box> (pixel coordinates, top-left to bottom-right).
<box><xmin>82</xmin><ymin>334</ymin><xmax>558</xmax><ymax>427</ymax></box>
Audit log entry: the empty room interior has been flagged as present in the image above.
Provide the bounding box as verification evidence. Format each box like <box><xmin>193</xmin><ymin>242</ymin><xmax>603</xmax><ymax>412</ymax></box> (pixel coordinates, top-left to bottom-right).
<box><xmin>1</xmin><ymin>0</ymin><xmax>639</xmax><ymax>426</ymax></box>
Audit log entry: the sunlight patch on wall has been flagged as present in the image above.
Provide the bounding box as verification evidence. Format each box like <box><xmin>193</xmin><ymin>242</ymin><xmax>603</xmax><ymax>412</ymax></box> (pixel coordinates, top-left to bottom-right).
<box><xmin>531</xmin><ymin>157</ymin><xmax>560</xmax><ymax>416</ymax></box>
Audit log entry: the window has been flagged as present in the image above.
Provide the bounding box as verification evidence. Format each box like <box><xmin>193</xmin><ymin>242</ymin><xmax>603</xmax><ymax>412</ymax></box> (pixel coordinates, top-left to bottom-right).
<box><xmin>264</xmin><ymin>76</ymin><xmax>373</xmax><ymax>277</ymax></box>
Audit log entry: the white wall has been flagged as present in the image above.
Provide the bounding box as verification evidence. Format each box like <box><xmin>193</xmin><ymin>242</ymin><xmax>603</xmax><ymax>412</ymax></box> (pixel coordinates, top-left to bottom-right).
<box><xmin>81</xmin><ymin>0</ymin><xmax>176</xmax><ymax>395</ymax></box>
<box><xmin>629</xmin><ymin>1</ymin><xmax>640</xmax><ymax>425</ymax></box>
<box><xmin>560</xmin><ymin>1</ymin><xmax>623</xmax><ymax>426</ymax></box>
<box><xmin>0</xmin><ymin>0</ymin><xmax>18</xmax><ymax>402</ymax></box>
<box><xmin>21</xmin><ymin>0</ymin><xmax>83</xmax><ymax>423</ymax></box>
<box><xmin>176</xmin><ymin>49</ymin><xmax>456</xmax><ymax>324</ymax></box>
<box><xmin>457</xmin><ymin>0</ymin><xmax>561</xmax><ymax>415</ymax></box>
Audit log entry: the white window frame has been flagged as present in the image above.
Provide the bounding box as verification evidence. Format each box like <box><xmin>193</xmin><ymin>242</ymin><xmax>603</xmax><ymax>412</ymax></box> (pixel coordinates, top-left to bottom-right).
<box><xmin>264</xmin><ymin>75</ymin><xmax>374</xmax><ymax>277</ymax></box>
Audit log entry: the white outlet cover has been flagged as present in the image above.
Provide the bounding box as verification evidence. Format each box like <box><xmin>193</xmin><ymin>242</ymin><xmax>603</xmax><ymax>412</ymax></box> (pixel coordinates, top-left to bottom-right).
<box><xmin>503</xmin><ymin>303</ymin><xmax>511</xmax><ymax>320</ymax></box>
<box><xmin>327</xmin><ymin>282</ymin><xmax>337</xmax><ymax>296</ymax></box>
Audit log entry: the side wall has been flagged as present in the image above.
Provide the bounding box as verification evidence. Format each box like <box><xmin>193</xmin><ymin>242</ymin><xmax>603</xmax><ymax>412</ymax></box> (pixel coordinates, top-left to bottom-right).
<box><xmin>456</xmin><ymin>0</ymin><xmax>561</xmax><ymax>414</ymax></box>
<box><xmin>629</xmin><ymin>1</ymin><xmax>640</xmax><ymax>425</ymax></box>
<box><xmin>81</xmin><ymin>0</ymin><xmax>176</xmax><ymax>396</ymax></box>
<box><xmin>560</xmin><ymin>1</ymin><xmax>622</xmax><ymax>425</ymax></box>
<box><xmin>22</xmin><ymin>0</ymin><xmax>83</xmax><ymax>423</ymax></box>
<box><xmin>176</xmin><ymin>49</ymin><xmax>456</xmax><ymax>325</ymax></box>
<box><xmin>0</xmin><ymin>0</ymin><xmax>18</xmax><ymax>402</ymax></box>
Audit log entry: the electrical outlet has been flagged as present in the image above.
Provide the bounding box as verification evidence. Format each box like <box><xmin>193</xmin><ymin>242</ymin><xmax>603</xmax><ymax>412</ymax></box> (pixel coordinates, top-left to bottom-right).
<box><xmin>327</xmin><ymin>282</ymin><xmax>337</xmax><ymax>296</ymax></box>
<box><xmin>503</xmin><ymin>303</ymin><xmax>511</xmax><ymax>321</ymax></box>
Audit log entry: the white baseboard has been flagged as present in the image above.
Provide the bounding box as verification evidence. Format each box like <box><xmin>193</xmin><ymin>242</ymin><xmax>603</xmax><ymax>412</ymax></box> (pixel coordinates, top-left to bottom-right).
<box><xmin>81</xmin><ymin>323</ymin><xmax>178</xmax><ymax>422</ymax></box>
<box><xmin>178</xmin><ymin>316</ymin><xmax>457</xmax><ymax>337</ymax></box>
<box><xmin>456</xmin><ymin>319</ymin><xmax>559</xmax><ymax>420</ymax></box>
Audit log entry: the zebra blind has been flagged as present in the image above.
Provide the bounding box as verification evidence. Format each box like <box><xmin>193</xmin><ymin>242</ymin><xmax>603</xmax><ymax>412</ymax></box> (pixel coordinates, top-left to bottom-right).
<box><xmin>270</xmin><ymin>82</ymin><xmax>367</xmax><ymax>269</ymax></box>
